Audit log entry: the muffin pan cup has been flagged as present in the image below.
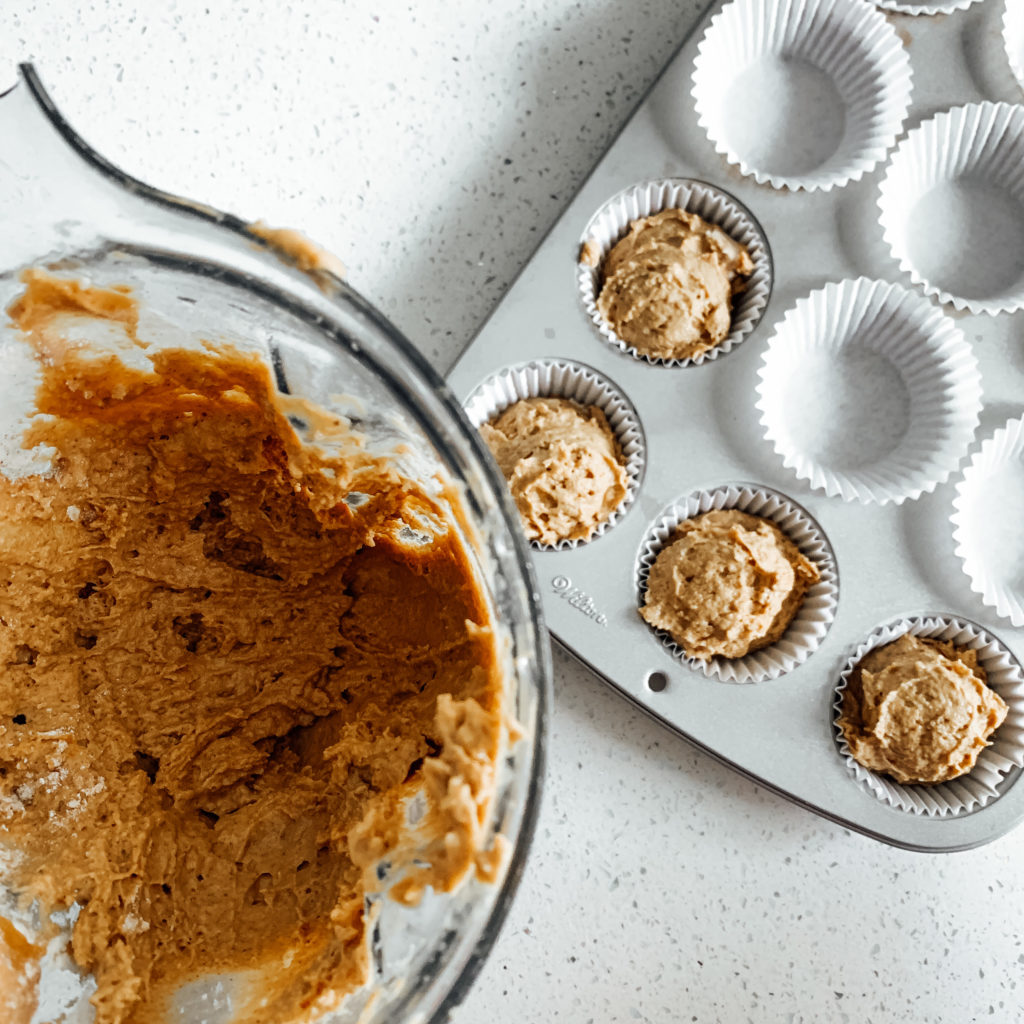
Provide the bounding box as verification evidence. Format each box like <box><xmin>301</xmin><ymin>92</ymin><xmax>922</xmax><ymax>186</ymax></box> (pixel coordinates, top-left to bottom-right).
<box><xmin>952</xmin><ymin>416</ymin><xmax>1024</xmax><ymax>629</ymax></box>
<box><xmin>576</xmin><ymin>178</ymin><xmax>772</xmax><ymax>367</ymax></box>
<box><xmin>755</xmin><ymin>277</ymin><xmax>982</xmax><ymax>505</ymax></box>
<box><xmin>691</xmin><ymin>0</ymin><xmax>912</xmax><ymax>192</ymax></box>
<box><xmin>636</xmin><ymin>484</ymin><xmax>838</xmax><ymax>684</ymax></box>
<box><xmin>877</xmin><ymin>102</ymin><xmax>1024</xmax><ymax>316</ymax></box>
<box><xmin>449</xmin><ymin>0</ymin><xmax>1024</xmax><ymax>850</ymax></box>
<box><xmin>463</xmin><ymin>359</ymin><xmax>645</xmax><ymax>550</ymax></box>
<box><xmin>833</xmin><ymin>616</ymin><xmax>1024</xmax><ymax>818</ymax></box>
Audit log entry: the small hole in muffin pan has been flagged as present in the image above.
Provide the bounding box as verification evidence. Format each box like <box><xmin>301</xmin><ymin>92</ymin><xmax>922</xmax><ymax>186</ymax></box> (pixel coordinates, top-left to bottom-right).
<box><xmin>646</xmin><ymin>670</ymin><xmax>669</xmax><ymax>693</ymax></box>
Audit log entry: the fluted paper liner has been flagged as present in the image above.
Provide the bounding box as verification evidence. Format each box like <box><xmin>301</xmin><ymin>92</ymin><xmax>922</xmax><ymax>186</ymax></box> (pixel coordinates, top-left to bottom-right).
<box><xmin>464</xmin><ymin>359</ymin><xmax>645</xmax><ymax>550</ymax></box>
<box><xmin>833</xmin><ymin>616</ymin><xmax>1024</xmax><ymax>817</ymax></box>
<box><xmin>691</xmin><ymin>0</ymin><xmax>912</xmax><ymax>192</ymax></box>
<box><xmin>1004</xmin><ymin>1</ymin><xmax>1024</xmax><ymax>96</ymax></box>
<box><xmin>636</xmin><ymin>484</ymin><xmax>838</xmax><ymax>683</ymax></box>
<box><xmin>952</xmin><ymin>416</ymin><xmax>1024</xmax><ymax>627</ymax></box>
<box><xmin>875</xmin><ymin>0</ymin><xmax>980</xmax><ymax>14</ymax></box>
<box><xmin>878</xmin><ymin>102</ymin><xmax>1024</xmax><ymax>316</ymax></box>
<box><xmin>756</xmin><ymin>278</ymin><xmax>982</xmax><ymax>505</ymax></box>
<box><xmin>577</xmin><ymin>178</ymin><xmax>772</xmax><ymax>368</ymax></box>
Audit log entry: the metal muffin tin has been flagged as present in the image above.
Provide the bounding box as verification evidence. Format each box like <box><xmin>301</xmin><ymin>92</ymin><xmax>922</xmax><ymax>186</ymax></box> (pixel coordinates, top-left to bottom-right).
<box><xmin>447</xmin><ymin>0</ymin><xmax>1024</xmax><ymax>851</ymax></box>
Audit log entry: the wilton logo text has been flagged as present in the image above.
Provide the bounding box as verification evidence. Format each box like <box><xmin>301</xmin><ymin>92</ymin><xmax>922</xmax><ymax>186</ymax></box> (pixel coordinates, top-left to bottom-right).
<box><xmin>551</xmin><ymin>576</ymin><xmax>608</xmax><ymax>626</ymax></box>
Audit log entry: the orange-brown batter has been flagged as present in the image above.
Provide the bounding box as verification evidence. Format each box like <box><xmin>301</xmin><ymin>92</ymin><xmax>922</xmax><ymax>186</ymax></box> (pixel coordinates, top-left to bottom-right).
<box><xmin>0</xmin><ymin>271</ymin><xmax>506</xmax><ymax>1023</ymax></box>
<box><xmin>0</xmin><ymin>917</ymin><xmax>41</xmax><ymax>1024</ymax></box>
<box><xmin>249</xmin><ymin>221</ymin><xmax>347</xmax><ymax>280</ymax></box>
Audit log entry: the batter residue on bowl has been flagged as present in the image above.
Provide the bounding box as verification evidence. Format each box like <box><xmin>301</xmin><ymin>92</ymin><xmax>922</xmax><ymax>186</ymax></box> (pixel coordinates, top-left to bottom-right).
<box><xmin>0</xmin><ymin>270</ymin><xmax>507</xmax><ymax>1023</ymax></box>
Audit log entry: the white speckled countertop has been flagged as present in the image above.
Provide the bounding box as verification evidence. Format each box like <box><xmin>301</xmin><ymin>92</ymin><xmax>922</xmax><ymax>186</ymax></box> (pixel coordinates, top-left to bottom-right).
<box><xmin>6</xmin><ymin>1</ymin><xmax>1024</xmax><ymax>1020</ymax></box>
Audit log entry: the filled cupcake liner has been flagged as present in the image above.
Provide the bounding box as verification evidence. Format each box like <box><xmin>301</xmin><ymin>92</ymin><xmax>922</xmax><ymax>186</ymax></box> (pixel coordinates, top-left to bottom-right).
<box><xmin>874</xmin><ymin>0</ymin><xmax>980</xmax><ymax>14</ymax></box>
<box><xmin>463</xmin><ymin>359</ymin><xmax>645</xmax><ymax>550</ymax></box>
<box><xmin>833</xmin><ymin>616</ymin><xmax>1024</xmax><ymax>817</ymax></box>
<box><xmin>635</xmin><ymin>484</ymin><xmax>838</xmax><ymax>683</ymax></box>
<box><xmin>576</xmin><ymin>178</ymin><xmax>772</xmax><ymax>369</ymax></box>
<box><xmin>878</xmin><ymin>102</ymin><xmax>1024</xmax><ymax>316</ymax></box>
<box><xmin>691</xmin><ymin>0</ymin><xmax>913</xmax><ymax>192</ymax></box>
<box><xmin>756</xmin><ymin>277</ymin><xmax>982</xmax><ymax>505</ymax></box>
<box><xmin>952</xmin><ymin>416</ymin><xmax>1024</xmax><ymax>628</ymax></box>
<box><xmin>1005</xmin><ymin>0</ymin><xmax>1024</xmax><ymax>95</ymax></box>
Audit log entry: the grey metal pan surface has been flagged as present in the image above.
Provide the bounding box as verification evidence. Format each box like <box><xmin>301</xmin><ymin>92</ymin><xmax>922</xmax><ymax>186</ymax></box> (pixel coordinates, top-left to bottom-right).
<box><xmin>448</xmin><ymin>0</ymin><xmax>1024</xmax><ymax>851</ymax></box>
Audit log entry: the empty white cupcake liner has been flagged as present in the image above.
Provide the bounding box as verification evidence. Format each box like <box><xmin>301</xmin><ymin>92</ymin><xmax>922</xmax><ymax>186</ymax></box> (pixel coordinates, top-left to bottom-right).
<box><xmin>952</xmin><ymin>416</ymin><xmax>1024</xmax><ymax>628</ymax></box>
<box><xmin>878</xmin><ymin>102</ymin><xmax>1024</xmax><ymax>316</ymax></box>
<box><xmin>1004</xmin><ymin>0</ymin><xmax>1024</xmax><ymax>95</ymax></box>
<box><xmin>691</xmin><ymin>0</ymin><xmax>913</xmax><ymax>192</ymax></box>
<box><xmin>833</xmin><ymin>615</ymin><xmax>1024</xmax><ymax>817</ymax></box>
<box><xmin>874</xmin><ymin>0</ymin><xmax>980</xmax><ymax>14</ymax></box>
<box><xmin>463</xmin><ymin>359</ymin><xmax>645</xmax><ymax>550</ymax></box>
<box><xmin>635</xmin><ymin>484</ymin><xmax>838</xmax><ymax>683</ymax></box>
<box><xmin>577</xmin><ymin>178</ymin><xmax>772</xmax><ymax>368</ymax></box>
<box><xmin>756</xmin><ymin>277</ymin><xmax>982</xmax><ymax>505</ymax></box>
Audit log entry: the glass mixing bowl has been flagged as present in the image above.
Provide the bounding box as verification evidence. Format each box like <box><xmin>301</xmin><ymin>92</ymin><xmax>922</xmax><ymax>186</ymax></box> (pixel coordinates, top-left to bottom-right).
<box><xmin>0</xmin><ymin>65</ymin><xmax>549</xmax><ymax>1024</ymax></box>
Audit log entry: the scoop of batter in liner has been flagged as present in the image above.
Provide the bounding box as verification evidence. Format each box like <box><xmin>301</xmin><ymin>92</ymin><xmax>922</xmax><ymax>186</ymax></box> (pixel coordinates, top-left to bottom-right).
<box><xmin>640</xmin><ymin>509</ymin><xmax>819</xmax><ymax>661</ymax></box>
<box><xmin>589</xmin><ymin>208</ymin><xmax>753</xmax><ymax>361</ymax></box>
<box><xmin>481</xmin><ymin>397</ymin><xmax>628</xmax><ymax>545</ymax></box>
<box><xmin>0</xmin><ymin>270</ymin><xmax>507</xmax><ymax>1024</ymax></box>
<box><xmin>837</xmin><ymin>633</ymin><xmax>1007</xmax><ymax>785</ymax></box>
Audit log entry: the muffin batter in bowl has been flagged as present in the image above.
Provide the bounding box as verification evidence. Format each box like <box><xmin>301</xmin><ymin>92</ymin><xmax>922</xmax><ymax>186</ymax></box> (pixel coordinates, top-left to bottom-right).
<box><xmin>640</xmin><ymin>509</ymin><xmax>819</xmax><ymax>661</ymax></box>
<box><xmin>0</xmin><ymin>271</ymin><xmax>508</xmax><ymax>1023</ymax></box>
<box><xmin>0</xmin><ymin>917</ymin><xmax>40</xmax><ymax>1024</ymax></box>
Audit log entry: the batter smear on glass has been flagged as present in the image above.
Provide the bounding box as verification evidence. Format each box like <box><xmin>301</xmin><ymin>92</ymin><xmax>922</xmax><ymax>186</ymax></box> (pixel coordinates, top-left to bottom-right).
<box><xmin>0</xmin><ymin>271</ymin><xmax>507</xmax><ymax>1023</ymax></box>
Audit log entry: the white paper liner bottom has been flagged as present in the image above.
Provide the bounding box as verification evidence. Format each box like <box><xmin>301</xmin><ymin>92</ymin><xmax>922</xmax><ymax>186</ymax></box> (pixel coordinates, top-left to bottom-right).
<box><xmin>636</xmin><ymin>484</ymin><xmax>838</xmax><ymax>683</ymax></box>
<box><xmin>691</xmin><ymin>0</ymin><xmax>913</xmax><ymax>191</ymax></box>
<box><xmin>577</xmin><ymin>178</ymin><xmax>772</xmax><ymax>368</ymax></box>
<box><xmin>463</xmin><ymin>359</ymin><xmax>645</xmax><ymax>550</ymax></box>
<box><xmin>833</xmin><ymin>616</ymin><xmax>1024</xmax><ymax>817</ymax></box>
<box><xmin>952</xmin><ymin>415</ymin><xmax>1024</xmax><ymax>628</ymax></box>
<box><xmin>756</xmin><ymin>277</ymin><xmax>982</xmax><ymax>505</ymax></box>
